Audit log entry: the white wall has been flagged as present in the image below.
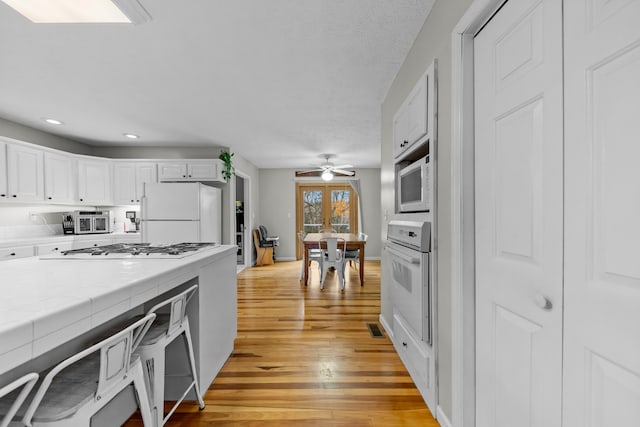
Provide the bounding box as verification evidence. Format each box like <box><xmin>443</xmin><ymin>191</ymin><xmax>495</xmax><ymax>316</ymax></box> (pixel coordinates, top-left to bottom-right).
<box><xmin>258</xmin><ymin>168</ymin><xmax>382</xmax><ymax>261</ymax></box>
<box><xmin>380</xmin><ymin>0</ymin><xmax>474</xmax><ymax>420</ymax></box>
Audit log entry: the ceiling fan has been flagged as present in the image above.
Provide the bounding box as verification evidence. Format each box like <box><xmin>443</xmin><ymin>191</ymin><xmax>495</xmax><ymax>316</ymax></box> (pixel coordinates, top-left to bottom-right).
<box><xmin>300</xmin><ymin>155</ymin><xmax>354</xmax><ymax>181</ymax></box>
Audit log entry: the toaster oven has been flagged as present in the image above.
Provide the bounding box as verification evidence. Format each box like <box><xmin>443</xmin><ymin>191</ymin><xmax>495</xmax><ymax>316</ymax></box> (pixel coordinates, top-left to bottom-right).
<box><xmin>72</xmin><ymin>210</ymin><xmax>111</xmax><ymax>234</ymax></box>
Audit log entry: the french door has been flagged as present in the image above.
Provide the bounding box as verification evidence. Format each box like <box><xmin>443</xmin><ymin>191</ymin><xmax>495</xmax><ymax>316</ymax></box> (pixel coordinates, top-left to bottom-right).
<box><xmin>295</xmin><ymin>182</ymin><xmax>358</xmax><ymax>259</ymax></box>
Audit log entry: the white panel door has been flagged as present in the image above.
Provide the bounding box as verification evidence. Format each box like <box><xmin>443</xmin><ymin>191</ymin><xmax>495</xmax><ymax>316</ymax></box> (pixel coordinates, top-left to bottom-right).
<box><xmin>474</xmin><ymin>0</ymin><xmax>563</xmax><ymax>426</ymax></box>
<box><xmin>563</xmin><ymin>1</ymin><xmax>640</xmax><ymax>425</ymax></box>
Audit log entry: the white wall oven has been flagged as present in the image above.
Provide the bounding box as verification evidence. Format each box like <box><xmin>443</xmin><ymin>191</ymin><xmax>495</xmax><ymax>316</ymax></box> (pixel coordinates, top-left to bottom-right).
<box><xmin>397</xmin><ymin>155</ymin><xmax>431</xmax><ymax>213</ymax></box>
<box><xmin>387</xmin><ymin>220</ymin><xmax>432</xmax><ymax>343</ymax></box>
<box><xmin>72</xmin><ymin>210</ymin><xmax>111</xmax><ymax>234</ymax></box>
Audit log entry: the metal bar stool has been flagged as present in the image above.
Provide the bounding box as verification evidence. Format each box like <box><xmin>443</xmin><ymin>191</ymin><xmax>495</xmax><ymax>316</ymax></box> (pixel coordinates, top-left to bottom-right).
<box><xmin>0</xmin><ymin>372</ymin><xmax>38</xmax><ymax>427</ymax></box>
<box><xmin>136</xmin><ymin>284</ymin><xmax>205</xmax><ymax>427</ymax></box>
<box><xmin>21</xmin><ymin>313</ymin><xmax>156</xmax><ymax>427</ymax></box>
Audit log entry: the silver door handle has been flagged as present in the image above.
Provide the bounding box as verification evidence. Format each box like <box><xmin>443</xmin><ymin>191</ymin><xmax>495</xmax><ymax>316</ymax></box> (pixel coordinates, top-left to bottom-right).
<box><xmin>534</xmin><ymin>294</ymin><xmax>552</xmax><ymax>311</ymax></box>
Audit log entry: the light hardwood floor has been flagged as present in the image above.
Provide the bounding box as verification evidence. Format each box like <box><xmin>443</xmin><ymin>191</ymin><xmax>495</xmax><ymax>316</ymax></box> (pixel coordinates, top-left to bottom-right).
<box><xmin>126</xmin><ymin>260</ymin><xmax>438</xmax><ymax>426</ymax></box>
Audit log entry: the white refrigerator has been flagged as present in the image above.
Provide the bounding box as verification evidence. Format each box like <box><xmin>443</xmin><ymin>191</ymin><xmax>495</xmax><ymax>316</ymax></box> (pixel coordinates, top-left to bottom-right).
<box><xmin>141</xmin><ymin>182</ymin><xmax>221</xmax><ymax>244</ymax></box>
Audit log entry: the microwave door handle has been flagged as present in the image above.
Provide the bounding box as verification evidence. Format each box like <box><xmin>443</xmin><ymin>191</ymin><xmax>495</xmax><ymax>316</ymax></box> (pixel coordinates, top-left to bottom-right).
<box><xmin>386</xmin><ymin>245</ymin><xmax>421</xmax><ymax>265</ymax></box>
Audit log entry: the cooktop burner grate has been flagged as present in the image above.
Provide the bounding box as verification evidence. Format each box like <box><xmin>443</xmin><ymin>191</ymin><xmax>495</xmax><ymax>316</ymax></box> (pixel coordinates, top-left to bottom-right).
<box><xmin>58</xmin><ymin>242</ymin><xmax>218</xmax><ymax>257</ymax></box>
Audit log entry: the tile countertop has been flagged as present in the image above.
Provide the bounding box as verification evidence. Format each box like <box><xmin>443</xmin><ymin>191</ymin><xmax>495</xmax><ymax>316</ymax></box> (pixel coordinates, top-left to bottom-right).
<box><xmin>0</xmin><ymin>244</ymin><xmax>236</xmax><ymax>376</ymax></box>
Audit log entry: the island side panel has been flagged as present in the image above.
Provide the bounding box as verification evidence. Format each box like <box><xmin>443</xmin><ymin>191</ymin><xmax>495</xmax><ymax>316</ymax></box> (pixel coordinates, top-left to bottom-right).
<box><xmin>196</xmin><ymin>246</ymin><xmax>237</xmax><ymax>394</ymax></box>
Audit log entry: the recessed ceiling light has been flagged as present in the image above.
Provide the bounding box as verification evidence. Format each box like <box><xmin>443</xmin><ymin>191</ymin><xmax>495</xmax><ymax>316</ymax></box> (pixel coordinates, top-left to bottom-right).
<box><xmin>44</xmin><ymin>118</ymin><xmax>63</xmax><ymax>125</ymax></box>
<box><xmin>1</xmin><ymin>0</ymin><xmax>151</xmax><ymax>24</ymax></box>
<box><xmin>124</xmin><ymin>133</ymin><xmax>139</xmax><ymax>139</ymax></box>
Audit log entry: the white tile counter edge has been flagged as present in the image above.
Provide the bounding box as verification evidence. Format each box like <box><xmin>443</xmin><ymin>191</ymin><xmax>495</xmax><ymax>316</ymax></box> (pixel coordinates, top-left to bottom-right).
<box><xmin>0</xmin><ymin>244</ymin><xmax>236</xmax><ymax>375</ymax></box>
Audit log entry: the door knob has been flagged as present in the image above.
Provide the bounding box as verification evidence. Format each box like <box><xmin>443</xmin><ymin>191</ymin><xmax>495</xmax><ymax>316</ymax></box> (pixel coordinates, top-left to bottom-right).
<box><xmin>534</xmin><ymin>294</ymin><xmax>553</xmax><ymax>311</ymax></box>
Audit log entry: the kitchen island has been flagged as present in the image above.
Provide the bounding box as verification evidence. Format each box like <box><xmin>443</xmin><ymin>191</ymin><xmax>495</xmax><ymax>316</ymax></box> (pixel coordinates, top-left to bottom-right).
<box><xmin>0</xmin><ymin>244</ymin><xmax>237</xmax><ymax>403</ymax></box>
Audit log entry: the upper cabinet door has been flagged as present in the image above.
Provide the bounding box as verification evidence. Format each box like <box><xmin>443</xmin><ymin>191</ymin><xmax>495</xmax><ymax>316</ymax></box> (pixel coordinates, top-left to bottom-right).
<box><xmin>158</xmin><ymin>162</ymin><xmax>188</xmax><ymax>180</ymax></box>
<box><xmin>7</xmin><ymin>143</ymin><xmax>44</xmax><ymax>202</ymax></box>
<box><xmin>187</xmin><ymin>160</ymin><xmax>220</xmax><ymax>180</ymax></box>
<box><xmin>393</xmin><ymin>61</ymin><xmax>436</xmax><ymax>160</ymax></box>
<box><xmin>0</xmin><ymin>142</ymin><xmax>7</xmax><ymax>200</ymax></box>
<box><xmin>113</xmin><ymin>162</ymin><xmax>137</xmax><ymax>205</ymax></box>
<box><xmin>44</xmin><ymin>152</ymin><xmax>76</xmax><ymax>204</ymax></box>
<box><xmin>78</xmin><ymin>158</ymin><xmax>112</xmax><ymax>205</ymax></box>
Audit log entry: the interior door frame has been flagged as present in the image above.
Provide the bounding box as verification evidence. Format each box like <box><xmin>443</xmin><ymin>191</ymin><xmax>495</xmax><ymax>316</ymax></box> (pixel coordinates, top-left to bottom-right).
<box><xmin>295</xmin><ymin>181</ymin><xmax>359</xmax><ymax>259</ymax></box>
<box><xmin>450</xmin><ymin>1</ymin><xmax>508</xmax><ymax>426</ymax></box>
<box><xmin>234</xmin><ymin>169</ymin><xmax>252</xmax><ymax>270</ymax></box>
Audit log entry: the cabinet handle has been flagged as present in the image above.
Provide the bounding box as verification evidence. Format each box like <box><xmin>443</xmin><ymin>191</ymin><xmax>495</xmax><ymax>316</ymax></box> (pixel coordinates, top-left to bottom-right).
<box><xmin>402</xmin><ymin>342</ymin><xmax>407</xmax><ymax>347</ymax></box>
<box><xmin>131</xmin><ymin>199</ymin><xmax>134</xmax><ymax>203</ymax></box>
<box><xmin>10</xmin><ymin>252</ymin><xmax>16</xmax><ymax>256</ymax></box>
<box><xmin>80</xmin><ymin>198</ymin><xmax>84</xmax><ymax>201</ymax></box>
<box><xmin>136</xmin><ymin>199</ymin><xmax>140</xmax><ymax>203</ymax></box>
<box><xmin>12</xmin><ymin>195</ymin><xmax>17</xmax><ymax>198</ymax></box>
<box><xmin>0</xmin><ymin>194</ymin><xmax>5</xmax><ymax>197</ymax></box>
<box><xmin>182</xmin><ymin>175</ymin><xmax>186</xmax><ymax>178</ymax></box>
<box><xmin>47</xmin><ymin>197</ymin><xmax>52</xmax><ymax>200</ymax></box>
<box><xmin>188</xmin><ymin>175</ymin><xmax>192</xmax><ymax>178</ymax></box>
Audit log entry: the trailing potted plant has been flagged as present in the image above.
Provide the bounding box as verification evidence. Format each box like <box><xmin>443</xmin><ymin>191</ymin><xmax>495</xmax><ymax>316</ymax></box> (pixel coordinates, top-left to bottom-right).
<box><xmin>219</xmin><ymin>150</ymin><xmax>235</xmax><ymax>182</ymax></box>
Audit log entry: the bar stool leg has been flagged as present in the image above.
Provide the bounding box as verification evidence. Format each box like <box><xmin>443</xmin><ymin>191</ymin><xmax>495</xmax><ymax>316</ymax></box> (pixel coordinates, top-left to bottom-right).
<box><xmin>182</xmin><ymin>318</ymin><xmax>205</xmax><ymax>410</ymax></box>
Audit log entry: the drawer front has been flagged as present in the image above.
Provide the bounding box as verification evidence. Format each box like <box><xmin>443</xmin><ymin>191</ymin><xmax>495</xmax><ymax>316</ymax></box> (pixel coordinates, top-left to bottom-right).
<box><xmin>36</xmin><ymin>241</ymin><xmax>73</xmax><ymax>255</ymax></box>
<box><xmin>393</xmin><ymin>314</ymin><xmax>429</xmax><ymax>387</ymax></box>
<box><xmin>0</xmin><ymin>245</ymin><xmax>34</xmax><ymax>260</ymax></box>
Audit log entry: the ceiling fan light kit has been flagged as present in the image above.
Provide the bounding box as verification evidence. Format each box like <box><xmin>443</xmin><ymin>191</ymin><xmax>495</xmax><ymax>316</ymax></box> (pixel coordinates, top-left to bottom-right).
<box><xmin>300</xmin><ymin>154</ymin><xmax>355</xmax><ymax>180</ymax></box>
<box><xmin>1</xmin><ymin>0</ymin><xmax>151</xmax><ymax>24</ymax></box>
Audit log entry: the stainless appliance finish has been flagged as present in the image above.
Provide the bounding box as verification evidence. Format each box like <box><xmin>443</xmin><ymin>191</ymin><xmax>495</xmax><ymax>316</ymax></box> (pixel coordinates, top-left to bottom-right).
<box><xmin>40</xmin><ymin>242</ymin><xmax>219</xmax><ymax>259</ymax></box>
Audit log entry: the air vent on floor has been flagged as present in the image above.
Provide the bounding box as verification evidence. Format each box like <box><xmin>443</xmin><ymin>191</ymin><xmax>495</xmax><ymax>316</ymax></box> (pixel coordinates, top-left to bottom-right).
<box><xmin>367</xmin><ymin>323</ymin><xmax>385</xmax><ymax>338</ymax></box>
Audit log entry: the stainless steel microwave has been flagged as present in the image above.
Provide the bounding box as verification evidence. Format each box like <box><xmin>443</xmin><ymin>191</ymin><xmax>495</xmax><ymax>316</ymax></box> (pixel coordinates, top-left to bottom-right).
<box><xmin>72</xmin><ymin>210</ymin><xmax>111</xmax><ymax>234</ymax></box>
<box><xmin>397</xmin><ymin>155</ymin><xmax>431</xmax><ymax>213</ymax></box>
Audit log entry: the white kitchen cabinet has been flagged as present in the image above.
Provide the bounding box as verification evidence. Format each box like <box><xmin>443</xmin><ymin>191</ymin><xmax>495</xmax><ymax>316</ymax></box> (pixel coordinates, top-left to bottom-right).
<box><xmin>6</xmin><ymin>143</ymin><xmax>44</xmax><ymax>202</ymax></box>
<box><xmin>0</xmin><ymin>141</ymin><xmax>7</xmax><ymax>200</ymax></box>
<box><xmin>77</xmin><ymin>157</ymin><xmax>112</xmax><ymax>205</ymax></box>
<box><xmin>158</xmin><ymin>160</ymin><xmax>223</xmax><ymax>182</ymax></box>
<box><xmin>113</xmin><ymin>162</ymin><xmax>157</xmax><ymax>205</ymax></box>
<box><xmin>393</xmin><ymin>62</ymin><xmax>436</xmax><ymax>160</ymax></box>
<box><xmin>44</xmin><ymin>152</ymin><xmax>76</xmax><ymax>204</ymax></box>
<box><xmin>0</xmin><ymin>245</ymin><xmax>34</xmax><ymax>260</ymax></box>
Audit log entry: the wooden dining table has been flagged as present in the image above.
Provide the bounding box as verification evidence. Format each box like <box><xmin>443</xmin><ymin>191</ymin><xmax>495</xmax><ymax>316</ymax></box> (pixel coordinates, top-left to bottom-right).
<box><xmin>302</xmin><ymin>232</ymin><xmax>366</xmax><ymax>286</ymax></box>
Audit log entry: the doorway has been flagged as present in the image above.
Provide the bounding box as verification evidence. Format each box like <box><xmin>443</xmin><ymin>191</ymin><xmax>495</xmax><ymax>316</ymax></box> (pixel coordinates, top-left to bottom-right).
<box><xmin>234</xmin><ymin>172</ymin><xmax>251</xmax><ymax>270</ymax></box>
<box><xmin>295</xmin><ymin>182</ymin><xmax>358</xmax><ymax>259</ymax></box>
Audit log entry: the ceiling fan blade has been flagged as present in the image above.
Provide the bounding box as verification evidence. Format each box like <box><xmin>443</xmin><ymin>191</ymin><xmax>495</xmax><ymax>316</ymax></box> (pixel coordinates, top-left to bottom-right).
<box><xmin>331</xmin><ymin>164</ymin><xmax>353</xmax><ymax>169</ymax></box>
<box><xmin>332</xmin><ymin>168</ymin><xmax>355</xmax><ymax>176</ymax></box>
<box><xmin>298</xmin><ymin>168</ymin><xmax>324</xmax><ymax>174</ymax></box>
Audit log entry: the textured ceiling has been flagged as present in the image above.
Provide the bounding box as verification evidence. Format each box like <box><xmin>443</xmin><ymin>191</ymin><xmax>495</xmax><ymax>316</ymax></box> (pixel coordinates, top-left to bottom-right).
<box><xmin>0</xmin><ymin>0</ymin><xmax>434</xmax><ymax>169</ymax></box>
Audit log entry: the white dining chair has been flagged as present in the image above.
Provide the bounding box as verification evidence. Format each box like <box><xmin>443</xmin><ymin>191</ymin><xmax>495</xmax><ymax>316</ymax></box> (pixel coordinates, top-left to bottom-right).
<box><xmin>0</xmin><ymin>372</ymin><xmax>38</xmax><ymax>427</ymax></box>
<box><xmin>344</xmin><ymin>232</ymin><xmax>367</xmax><ymax>273</ymax></box>
<box><xmin>20</xmin><ymin>313</ymin><xmax>156</xmax><ymax>427</ymax></box>
<box><xmin>319</xmin><ymin>237</ymin><xmax>347</xmax><ymax>290</ymax></box>
<box><xmin>136</xmin><ymin>284</ymin><xmax>205</xmax><ymax>427</ymax></box>
<box><xmin>298</xmin><ymin>231</ymin><xmax>323</xmax><ymax>282</ymax></box>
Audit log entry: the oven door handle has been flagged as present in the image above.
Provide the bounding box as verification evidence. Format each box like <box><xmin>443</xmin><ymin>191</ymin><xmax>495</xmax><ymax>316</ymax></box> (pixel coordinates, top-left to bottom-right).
<box><xmin>386</xmin><ymin>244</ymin><xmax>421</xmax><ymax>265</ymax></box>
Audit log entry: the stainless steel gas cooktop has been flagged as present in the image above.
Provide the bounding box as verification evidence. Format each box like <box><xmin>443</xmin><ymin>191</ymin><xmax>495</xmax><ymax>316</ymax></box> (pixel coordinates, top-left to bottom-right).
<box><xmin>40</xmin><ymin>242</ymin><xmax>219</xmax><ymax>259</ymax></box>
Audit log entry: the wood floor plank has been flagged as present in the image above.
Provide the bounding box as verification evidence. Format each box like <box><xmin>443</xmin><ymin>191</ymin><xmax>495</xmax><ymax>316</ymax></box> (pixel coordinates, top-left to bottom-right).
<box><xmin>125</xmin><ymin>260</ymin><xmax>437</xmax><ymax>426</ymax></box>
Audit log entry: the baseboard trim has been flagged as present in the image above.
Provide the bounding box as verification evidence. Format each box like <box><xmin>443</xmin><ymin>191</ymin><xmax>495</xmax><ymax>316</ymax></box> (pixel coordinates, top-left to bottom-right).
<box><xmin>379</xmin><ymin>314</ymin><xmax>393</xmax><ymax>340</ymax></box>
<box><xmin>437</xmin><ymin>406</ymin><xmax>452</xmax><ymax>427</ymax></box>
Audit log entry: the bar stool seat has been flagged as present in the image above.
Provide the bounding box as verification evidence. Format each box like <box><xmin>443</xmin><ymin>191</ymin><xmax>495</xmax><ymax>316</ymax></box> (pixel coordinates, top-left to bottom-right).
<box><xmin>136</xmin><ymin>284</ymin><xmax>205</xmax><ymax>427</ymax></box>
